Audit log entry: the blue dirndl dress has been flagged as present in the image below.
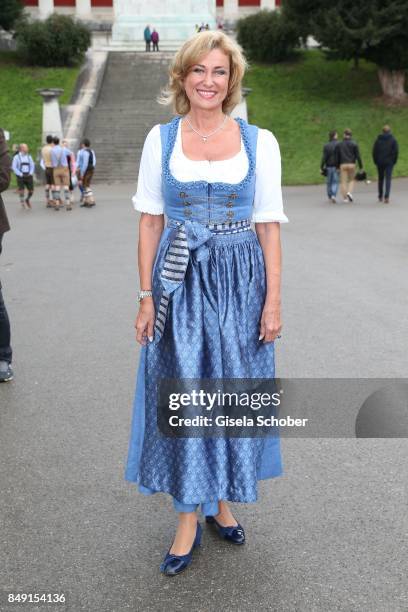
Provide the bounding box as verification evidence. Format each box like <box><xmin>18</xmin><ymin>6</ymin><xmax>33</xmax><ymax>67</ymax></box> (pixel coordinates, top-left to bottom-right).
<box><xmin>125</xmin><ymin>116</ymin><xmax>283</xmax><ymax>516</ymax></box>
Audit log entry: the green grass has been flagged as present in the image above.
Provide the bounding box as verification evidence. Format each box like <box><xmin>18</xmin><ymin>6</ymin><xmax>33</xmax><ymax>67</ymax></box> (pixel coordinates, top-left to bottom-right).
<box><xmin>0</xmin><ymin>50</ymin><xmax>81</xmax><ymax>167</ymax></box>
<box><xmin>244</xmin><ymin>50</ymin><xmax>408</xmax><ymax>185</ymax></box>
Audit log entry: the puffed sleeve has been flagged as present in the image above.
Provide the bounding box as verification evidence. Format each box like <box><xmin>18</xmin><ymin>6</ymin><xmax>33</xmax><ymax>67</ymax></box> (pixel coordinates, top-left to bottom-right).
<box><xmin>132</xmin><ymin>124</ymin><xmax>165</xmax><ymax>215</ymax></box>
<box><xmin>251</xmin><ymin>128</ymin><xmax>289</xmax><ymax>223</ymax></box>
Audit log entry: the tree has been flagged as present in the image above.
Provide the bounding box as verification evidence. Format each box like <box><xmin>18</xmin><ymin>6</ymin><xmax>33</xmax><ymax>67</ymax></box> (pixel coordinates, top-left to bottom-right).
<box><xmin>282</xmin><ymin>0</ymin><xmax>322</xmax><ymax>47</ymax></box>
<box><xmin>284</xmin><ymin>0</ymin><xmax>408</xmax><ymax>102</ymax></box>
<box><xmin>236</xmin><ymin>9</ymin><xmax>301</xmax><ymax>63</ymax></box>
<box><xmin>311</xmin><ymin>3</ymin><xmax>372</xmax><ymax>69</ymax></box>
<box><xmin>15</xmin><ymin>14</ymin><xmax>91</xmax><ymax>66</ymax></box>
<box><xmin>0</xmin><ymin>0</ymin><xmax>24</xmax><ymax>31</ymax></box>
<box><xmin>363</xmin><ymin>3</ymin><xmax>408</xmax><ymax>101</ymax></box>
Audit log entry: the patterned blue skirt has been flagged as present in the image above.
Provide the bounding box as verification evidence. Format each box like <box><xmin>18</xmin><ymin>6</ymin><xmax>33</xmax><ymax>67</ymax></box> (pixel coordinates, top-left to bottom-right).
<box><xmin>125</xmin><ymin>220</ymin><xmax>283</xmax><ymax>516</ymax></box>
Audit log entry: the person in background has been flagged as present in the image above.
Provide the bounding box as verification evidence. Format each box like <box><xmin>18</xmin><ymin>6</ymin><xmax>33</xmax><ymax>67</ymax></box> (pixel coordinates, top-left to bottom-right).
<box><xmin>51</xmin><ymin>136</ymin><xmax>71</xmax><ymax>211</ymax></box>
<box><xmin>77</xmin><ymin>138</ymin><xmax>96</xmax><ymax>208</ymax></box>
<box><xmin>321</xmin><ymin>130</ymin><xmax>339</xmax><ymax>203</ymax></box>
<box><xmin>76</xmin><ymin>145</ymin><xmax>85</xmax><ymax>203</ymax></box>
<box><xmin>151</xmin><ymin>28</ymin><xmax>159</xmax><ymax>52</ymax></box>
<box><xmin>12</xmin><ymin>143</ymin><xmax>35</xmax><ymax>209</ymax></box>
<box><xmin>144</xmin><ymin>25</ymin><xmax>151</xmax><ymax>52</ymax></box>
<box><xmin>0</xmin><ymin>128</ymin><xmax>13</xmax><ymax>382</ymax></box>
<box><xmin>10</xmin><ymin>145</ymin><xmax>19</xmax><ymax>196</ymax></box>
<box><xmin>62</xmin><ymin>139</ymin><xmax>76</xmax><ymax>210</ymax></box>
<box><xmin>372</xmin><ymin>125</ymin><xmax>399</xmax><ymax>204</ymax></box>
<box><xmin>335</xmin><ymin>128</ymin><xmax>363</xmax><ymax>203</ymax></box>
<box><xmin>41</xmin><ymin>134</ymin><xmax>55</xmax><ymax>208</ymax></box>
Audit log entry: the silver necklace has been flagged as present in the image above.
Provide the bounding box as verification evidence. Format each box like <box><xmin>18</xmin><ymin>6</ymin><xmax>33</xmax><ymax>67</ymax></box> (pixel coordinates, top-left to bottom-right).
<box><xmin>184</xmin><ymin>114</ymin><xmax>228</xmax><ymax>143</ymax></box>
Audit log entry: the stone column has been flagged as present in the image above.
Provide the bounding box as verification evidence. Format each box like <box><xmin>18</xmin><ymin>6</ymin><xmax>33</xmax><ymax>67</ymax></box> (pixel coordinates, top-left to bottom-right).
<box><xmin>76</xmin><ymin>0</ymin><xmax>92</xmax><ymax>18</ymax></box>
<box><xmin>38</xmin><ymin>0</ymin><xmax>54</xmax><ymax>19</ymax></box>
<box><xmin>230</xmin><ymin>86</ymin><xmax>251</xmax><ymax>121</ymax></box>
<box><xmin>36</xmin><ymin>88</ymin><xmax>64</xmax><ymax>143</ymax></box>
<box><xmin>260</xmin><ymin>0</ymin><xmax>276</xmax><ymax>8</ymax></box>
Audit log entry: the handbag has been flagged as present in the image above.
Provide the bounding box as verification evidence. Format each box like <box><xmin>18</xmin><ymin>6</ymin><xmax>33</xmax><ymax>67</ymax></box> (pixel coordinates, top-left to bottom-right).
<box><xmin>355</xmin><ymin>170</ymin><xmax>367</xmax><ymax>181</ymax></box>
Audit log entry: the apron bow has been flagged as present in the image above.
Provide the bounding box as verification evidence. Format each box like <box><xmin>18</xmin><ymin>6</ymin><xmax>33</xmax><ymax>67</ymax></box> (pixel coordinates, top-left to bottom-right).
<box><xmin>154</xmin><ymin>220</ymin><xmax>213</xmax><ymax>342</ymax></box>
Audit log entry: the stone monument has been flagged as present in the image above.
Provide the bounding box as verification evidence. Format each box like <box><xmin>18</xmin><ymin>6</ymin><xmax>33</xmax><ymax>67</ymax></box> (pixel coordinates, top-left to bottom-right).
<box><xmin>36</xmin><ymin>88</ymin><xmax>64</xmax><ymax>142</ymax></box>
<box><xmin>112</xmin><ymin>0</ymin><xmax>216</xmax><ymax>47</ymax></box>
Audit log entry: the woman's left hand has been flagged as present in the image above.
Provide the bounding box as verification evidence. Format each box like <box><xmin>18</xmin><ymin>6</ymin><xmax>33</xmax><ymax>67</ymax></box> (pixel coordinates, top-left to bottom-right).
<box><xmin>259</xmin><ymin>303</ymin><xmax>282</xmax><ymax>343</ymax></box>
<box><xmin>135</xmin><ymin>298</ymin><xmax>155</xmax><ymax>346</ymax></box>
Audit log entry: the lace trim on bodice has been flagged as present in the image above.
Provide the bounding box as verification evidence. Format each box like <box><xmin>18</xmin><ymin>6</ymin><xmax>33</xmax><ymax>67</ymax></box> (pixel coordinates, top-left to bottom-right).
<box><xmin>162</xmin><ymin>115</ymin><xmax>256</xmax><ymax>192</ymax></box>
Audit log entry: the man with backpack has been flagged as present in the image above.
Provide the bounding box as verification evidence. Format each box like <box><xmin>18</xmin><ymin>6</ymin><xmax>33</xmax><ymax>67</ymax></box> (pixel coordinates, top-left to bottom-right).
<box><xmin>77</xmin><ymin>139</ymin><xmax>96</xmax><ymax>208</ymax></box>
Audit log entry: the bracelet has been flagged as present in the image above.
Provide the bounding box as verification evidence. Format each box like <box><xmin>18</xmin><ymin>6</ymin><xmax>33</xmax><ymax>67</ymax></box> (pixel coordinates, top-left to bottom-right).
<box><xmin>138</xmin><ymin>290</ymin><xmax>153</xmax><ymax>302</ymax></box>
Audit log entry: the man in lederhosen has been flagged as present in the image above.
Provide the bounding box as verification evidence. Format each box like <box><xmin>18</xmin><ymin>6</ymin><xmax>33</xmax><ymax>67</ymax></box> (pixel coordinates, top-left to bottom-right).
<box><xmin>62</xmin><ymin>139</ymin><xmax>76</xmax><ymax>210</ymax></box>
<box><xmin>77</xmin><ymin>139</ymin><xmax>96</xmax><ymax>208</ymax></box>
<box><xmin>41</xmin><ymin>134</ymin><xmax>55</xmax><ymax>208</ymax></box>
<box><xmin>11</xmin><ymin>143</ymin><xmax>35</xmax><ymax>209</ymax></box>
<box><xmin>51</xmin><ymin>136</ymin><xmax>72</xmax><ymax>211</ymax></box>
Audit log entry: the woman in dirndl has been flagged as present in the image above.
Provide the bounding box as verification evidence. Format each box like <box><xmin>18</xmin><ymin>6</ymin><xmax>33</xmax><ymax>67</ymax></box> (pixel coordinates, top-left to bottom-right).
<box><xmin>126</xmin><ymin>30</ymin><xmax>289</xmax><ymax>576</ymax></box>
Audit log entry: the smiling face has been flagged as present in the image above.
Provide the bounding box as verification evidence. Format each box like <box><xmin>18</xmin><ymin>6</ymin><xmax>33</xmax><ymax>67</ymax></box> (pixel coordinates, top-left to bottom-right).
<box><xmin>183</xmin><ymin>48</ymin><xmax>230</xmax><ymax>113</ymax></box>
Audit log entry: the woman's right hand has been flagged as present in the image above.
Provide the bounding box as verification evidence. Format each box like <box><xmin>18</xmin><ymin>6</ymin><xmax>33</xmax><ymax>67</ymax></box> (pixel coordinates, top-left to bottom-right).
<box><xmin>135</xmin><ymin>297</ymin><xmax>155</xmax><ymax>345</ymax></box>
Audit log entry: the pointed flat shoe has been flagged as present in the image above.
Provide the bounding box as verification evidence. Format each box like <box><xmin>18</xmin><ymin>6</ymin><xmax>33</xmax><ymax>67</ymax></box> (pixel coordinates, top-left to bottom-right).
<box><xmin>205</xmin><ymin>515</ymin><xmax>245</xmax><ymax>544</ymax></box>
<box><xmin>160</xmin><ymin>521</ymin><xmax>202</xmax><ymax>576</ymax></box>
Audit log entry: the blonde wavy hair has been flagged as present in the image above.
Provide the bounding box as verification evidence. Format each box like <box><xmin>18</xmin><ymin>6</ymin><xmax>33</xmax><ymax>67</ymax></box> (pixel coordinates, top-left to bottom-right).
<box><xmin>158</xmin><ymin>31</ymin><xmax>248</xmax><ymax>116</ymax></box>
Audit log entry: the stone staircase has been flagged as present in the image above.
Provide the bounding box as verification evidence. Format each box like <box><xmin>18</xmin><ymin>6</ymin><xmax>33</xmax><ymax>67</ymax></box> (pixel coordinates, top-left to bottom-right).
<box><xmin>84</xmin><ymin>52</ymin><xmax>174</xmax><ymax>183</ymax></box>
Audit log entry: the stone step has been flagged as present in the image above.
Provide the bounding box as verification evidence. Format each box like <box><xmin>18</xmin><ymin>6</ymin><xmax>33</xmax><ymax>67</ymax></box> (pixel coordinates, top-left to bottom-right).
<box><xmin>83</xmin><ymin>51</ymin><xmax>173</xmax><ymax>183</ymax></box>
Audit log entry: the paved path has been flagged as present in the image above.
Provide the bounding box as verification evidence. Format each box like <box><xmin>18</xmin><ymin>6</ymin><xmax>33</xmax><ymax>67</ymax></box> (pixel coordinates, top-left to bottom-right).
<box><xmin>0</xmin><ymin>179</ymin><xmax>407</xmax><ymax>611</ymax></box>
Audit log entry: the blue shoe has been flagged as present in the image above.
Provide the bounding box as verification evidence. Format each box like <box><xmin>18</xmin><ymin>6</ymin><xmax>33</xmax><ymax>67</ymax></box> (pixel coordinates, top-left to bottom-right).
<box><xmin>0</xmin><ymin>362</ymin><xmax>13</xmax><ymax>383</ymax></box>
<box><xmin>205</xmin><ymin>515</ymin><xmax>245</xmax><ymax>544</ymax></box>
<box><xmin>160</xmin><ymin>521</ymin><xmax>202</xmax><ymax>576</ymax></box>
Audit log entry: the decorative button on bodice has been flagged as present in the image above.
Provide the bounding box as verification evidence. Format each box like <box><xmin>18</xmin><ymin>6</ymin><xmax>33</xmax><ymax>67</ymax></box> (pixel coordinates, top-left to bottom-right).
<box><xmin>161</xmin><ymin>116</ymin><xmax>258</xmax><ymax>225</ymax></box>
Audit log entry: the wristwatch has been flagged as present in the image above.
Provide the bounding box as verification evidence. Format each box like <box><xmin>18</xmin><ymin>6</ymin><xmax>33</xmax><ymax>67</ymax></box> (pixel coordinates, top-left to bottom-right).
<box><xmin>138</xmin><ymin>290</ymin><xmax>153</xmax><ymax>302</ymax></box>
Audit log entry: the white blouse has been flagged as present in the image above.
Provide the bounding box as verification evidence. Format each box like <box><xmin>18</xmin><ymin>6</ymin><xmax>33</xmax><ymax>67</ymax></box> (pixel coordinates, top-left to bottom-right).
<box><xmin>132</xmin><ymin>120</ymin><xmax>289</xmax><ymax>224</ymax></box>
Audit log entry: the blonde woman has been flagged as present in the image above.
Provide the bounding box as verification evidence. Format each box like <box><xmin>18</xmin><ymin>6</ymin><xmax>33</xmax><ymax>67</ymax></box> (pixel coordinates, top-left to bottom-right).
<box><xmin>126</xmin><ymin>30</ymin><xmax>289</xmax><ymax>576</ymax></box>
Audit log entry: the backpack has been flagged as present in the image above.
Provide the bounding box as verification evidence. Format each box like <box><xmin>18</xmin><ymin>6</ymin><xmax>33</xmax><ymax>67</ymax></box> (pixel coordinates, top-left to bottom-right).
<box><xmin>86</xmin><ymin>149</ymin><xmax>94</xmax><ymax>171</ymax></box>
